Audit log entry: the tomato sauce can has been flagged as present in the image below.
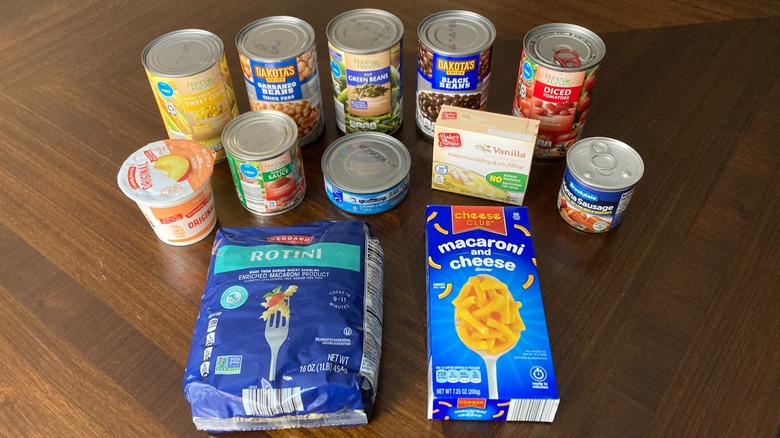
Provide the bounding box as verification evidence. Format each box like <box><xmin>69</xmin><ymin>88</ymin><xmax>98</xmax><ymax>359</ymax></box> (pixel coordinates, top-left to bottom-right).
<box><xmin>557</xmin><ymin>137</ymin><xmax>644</xmax><ymax>233</ymax></box>
<box><xmin>321</xmin><ymin>132</ymin><xmax>411</xmax><ymax>214</ymax></box>
<box><xmin>512</xmin><ymin>23</ymin><xmax>605</xmax><ymax>159</ymax></box>
<box><xmin>222</xmin><ymin>111</ymin><xmax>306</xmax><ymax>216</ymax></box>
<box><xmin>236</xmin><ymin>16</ymin><xmax>324</xmax><ymax>146</ymax></box>
<box><xmin>416</xmin><ymin>10</ymin><xmax>495</xmax><ymax>139</ymax></box>
<box><xmin>142</xmin><ymin>29</ymin><xmax>239</xmax><ymax>162</ymax></box>
<box><xmin>326</xmin><ymin>9</ymin><xmax>404</xmax><ymax>134</ymax></box>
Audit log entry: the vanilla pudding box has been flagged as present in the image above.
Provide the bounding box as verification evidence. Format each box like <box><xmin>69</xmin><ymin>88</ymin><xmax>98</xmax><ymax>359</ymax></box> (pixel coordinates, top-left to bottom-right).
<box><xmin>425</xmin><ymin>205</ymin><xmax>559</xmax><ymax>422</ymax></box>
<box><xmin>431</xmin><ymin>106</ymin><xmax>539</xmax><ymax>205</ymax></box>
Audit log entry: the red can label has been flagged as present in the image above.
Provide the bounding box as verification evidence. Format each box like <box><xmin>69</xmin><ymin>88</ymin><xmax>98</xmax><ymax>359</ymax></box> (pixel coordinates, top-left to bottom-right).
<box><xmin>512</xmin><ymin>53</ymin><xmax>599</xmax><ymax>159</ymax></box>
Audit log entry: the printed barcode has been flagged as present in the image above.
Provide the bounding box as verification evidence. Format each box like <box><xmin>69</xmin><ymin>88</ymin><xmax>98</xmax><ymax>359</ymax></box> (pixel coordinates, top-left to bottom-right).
<box><xmin>507</xmin><ymin>398</ymin><xmax>559</xmax><ymax>422</ymax></box>
<box><xmin>240</xmin><ymin>183</ymin><xmax>268</xmax><ymax>211</ymax></box>
<box><xmin>242</xmin><ymin>387</ymin><xmax>304</xmax><ymax>417</ymax></box>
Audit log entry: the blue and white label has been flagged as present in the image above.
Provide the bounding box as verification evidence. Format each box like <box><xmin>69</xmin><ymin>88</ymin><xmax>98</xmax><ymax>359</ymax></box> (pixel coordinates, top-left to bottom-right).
<box><xmin>239</xmin><ymin>163</ymin><xmax>259</xmax><ymax>179</ymax></box>
<box><xmin>220</xmin><ymin>286</ymin><xmax>248</xmax><ymax>309</ymax></box>
<box><xmin>324</xmin><ymin>175</ymin><xmax>409</xmax><ymax>215</ymax></box>
<box><xmin>157</xmin><ymin>81</ymin><xmax>174</xmax><ymax>97</ymax></box>
<box><xmin>522</xmin><ymin>61</ymin><xmax>534</xmax><ymax>81</ymax></box>
<box><xmin>432</xmin><ymin>54</ymin><xmax>480</xmax><ymax>91</ymax></box>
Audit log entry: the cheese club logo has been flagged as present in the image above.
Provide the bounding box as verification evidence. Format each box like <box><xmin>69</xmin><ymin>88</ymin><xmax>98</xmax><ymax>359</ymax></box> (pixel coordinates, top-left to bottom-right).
<box><xmin>451</xmin><ymin>206</ymin><xmax>507</xmax><ymax>235</ymax></box>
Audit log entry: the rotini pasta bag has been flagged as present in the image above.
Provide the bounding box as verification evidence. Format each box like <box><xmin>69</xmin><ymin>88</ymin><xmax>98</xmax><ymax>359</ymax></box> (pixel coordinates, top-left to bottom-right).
<box><xmin>183</xmin><ymin>221</ymin><xmax>383</xmax><ymax>431</ymax></box>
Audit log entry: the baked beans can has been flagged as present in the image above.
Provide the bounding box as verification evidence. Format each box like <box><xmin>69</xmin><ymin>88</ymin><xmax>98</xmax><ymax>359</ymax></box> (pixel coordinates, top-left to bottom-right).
<box><xmin>512</xmin><ymin>23</ymin><xmax>605</xmax><ymax>159</ymax></box>
<box><xmin>222</xmin><ymin>111</ymin><xmax>306</xmax><ymax>216</ymax></box>
<box><xmin>326</xmin><ymin>9</ymin><xmax>403</xmax><ymax>134</ymax></box>
<box><xmin>557</xmin><ymin>137</ymin><xmax>644</xmax><ymax>233</ymax></box>
<box><xmin>321</xmin><ymin>132</ymin><xmax>411</xmax><ymax>215</ymax></box>
<box><xmin>236</xmin><ymin>16</ymin><xmax>324</xmax><ymax>146</ymax></box>
<box><xmin>416</xmin><ymin>10</ymin><xmax>495</xmax><ymax>139</ymax></box>
<box><xmin>142</xmin><ymin>29</ymin><xmax>238</xmax><ymax>162</ymax></box>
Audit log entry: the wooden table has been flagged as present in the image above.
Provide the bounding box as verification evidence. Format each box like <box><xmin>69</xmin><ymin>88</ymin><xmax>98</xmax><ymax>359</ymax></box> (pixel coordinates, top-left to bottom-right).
<box><xmin>1</xmin><ymin>1</ymin><xmax>778</xmax><ymax>437</ymax></box>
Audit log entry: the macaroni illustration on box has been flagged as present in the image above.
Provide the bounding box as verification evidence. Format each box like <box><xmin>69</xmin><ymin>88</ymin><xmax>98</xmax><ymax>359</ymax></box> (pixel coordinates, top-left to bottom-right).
<box><xmin>426</xmin><ymin>205</ymin><xmax>559</xmax><ymax>422</ymax></box>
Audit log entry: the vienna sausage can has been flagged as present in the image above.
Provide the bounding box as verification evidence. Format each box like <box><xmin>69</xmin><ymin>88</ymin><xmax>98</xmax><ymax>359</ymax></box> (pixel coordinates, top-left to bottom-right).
<box><xmin>222</xmin><ymin>111</ymin><xmax>306</xmax><ymax>216</ymax></box>
<box><xmin>236</xmin><ymin>16</ymin><xmax>324</xmax><ymax>146</ymax></box>
<box><xmin>557</xmin><ymin>137</ymin><xmax>644</xmax><ymax>232</ymax></box>
<box><xmin>327</xmin><ymin>9</ymin><xmax>403</xmax><ymax>134</ymax></box>
<box><xmin>142</xmin><ymin>29</ymin><xmax>238</xmax><ymax>162</ymax></box>
<box><xmin>416</xmin><ymin>10</ymin><xmax>495</xmax><ymax>139</ymax></box>
<box><xmin>512</xmin><ymin>23</ymin><xmax>605</xmax><ymax>159</ymax></box>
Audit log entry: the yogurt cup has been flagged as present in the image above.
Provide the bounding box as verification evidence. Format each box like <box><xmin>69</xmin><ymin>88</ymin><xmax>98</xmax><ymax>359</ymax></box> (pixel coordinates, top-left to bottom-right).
<box><xmin>118</xmin><ymin>139</ymin><xmax>217</xmax><ymax>245</ymax></box>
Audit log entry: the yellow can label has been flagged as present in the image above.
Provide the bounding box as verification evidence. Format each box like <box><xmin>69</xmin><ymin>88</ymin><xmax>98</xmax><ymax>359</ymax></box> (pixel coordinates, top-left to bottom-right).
<box><xmin>146</xmin><ymin>54</ymin><xmax>238</xmax><ymax>160</ymax></box>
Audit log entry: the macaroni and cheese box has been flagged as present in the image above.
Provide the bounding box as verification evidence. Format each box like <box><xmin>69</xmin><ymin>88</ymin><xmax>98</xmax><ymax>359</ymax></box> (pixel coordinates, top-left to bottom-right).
<box><xmin>431</xmin><ymin>106</ymin><xmax>539</xmax><ymax>205</ymax></box>
<box><xmin>425</xmin><ymin>205</ymin><xmax>559</xmax><ymax>422</ymax></box>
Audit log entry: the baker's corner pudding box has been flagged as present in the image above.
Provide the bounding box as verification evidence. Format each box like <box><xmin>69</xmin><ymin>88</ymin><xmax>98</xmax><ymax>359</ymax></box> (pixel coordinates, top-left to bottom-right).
<box><xmin>425</xmin><ymin>205</ymin><xmax>559</xmax><ymax>422</ymax></box>
<box><xmin>431</xmin><ymin>105</ymin><xmax>539</xmax><ymax>205</ymax></box>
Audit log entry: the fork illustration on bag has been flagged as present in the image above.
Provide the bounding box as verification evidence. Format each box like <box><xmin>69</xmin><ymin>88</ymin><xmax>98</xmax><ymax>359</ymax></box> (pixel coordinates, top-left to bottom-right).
<box><xmin>264</xmin><ymin>299</ymin><xmax>290</xmax><ymax>382</ymax></box>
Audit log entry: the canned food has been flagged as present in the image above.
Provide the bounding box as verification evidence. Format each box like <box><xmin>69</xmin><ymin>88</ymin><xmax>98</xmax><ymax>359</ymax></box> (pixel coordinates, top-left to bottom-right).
<box><xmin>117</xmin><ymin>139</ymin><xmax>217</xmax><ymax>246</ymax></box>
<box><xmin>557</xmin><ymin>137</ymin><xmax>644</xmax><ymax>233</ymax></box>
<box><xmin>142</xmin><ymin>29</ymin><xmax>238</xmax><ymax>162</ymax></box>
<box><xmin>511</xmin><ymin>23</ymin><xmax>605</xmax><ymax>159</ymax></box>
<box><xmin>327</xmin><ymin>9</ymin><xmax>403</xmax><ymax>134</ymax></box>
<box><xmin>222</xmin><ymin>111</ymin><xmax>306</xmax><ymax>216</ymax></box>
<box><xmin>416</xmin><ymin>10</ymin><xmax>495</xmax><ymax>139</ymax></box>
<box><xmin>236</xmin><ymin>16</ymin><xmax>324</xmax><ymax>146</ymax></box>
<box><xmin>322</xmin><ymin>132</ymin><xmax>411</xmax><ymax>214</ymax></box>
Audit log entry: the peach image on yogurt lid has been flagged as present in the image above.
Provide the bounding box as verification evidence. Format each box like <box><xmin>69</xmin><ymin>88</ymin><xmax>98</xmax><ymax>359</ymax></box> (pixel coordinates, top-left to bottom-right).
<box><xmin>118</xmin><ymin>139</ymin><xmax>217</xmax><ymax>246</ymax></box>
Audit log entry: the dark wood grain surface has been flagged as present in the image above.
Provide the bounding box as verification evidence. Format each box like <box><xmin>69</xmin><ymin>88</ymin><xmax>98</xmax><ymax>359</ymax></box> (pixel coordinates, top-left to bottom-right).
<box><xmin>1</xmin><ymin>1</ymin><xmax>779</xmax><ymax>437</ymax></box>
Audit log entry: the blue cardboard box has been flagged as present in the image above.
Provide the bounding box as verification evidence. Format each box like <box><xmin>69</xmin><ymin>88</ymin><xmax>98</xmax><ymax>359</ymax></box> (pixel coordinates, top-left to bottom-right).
<box><xmin>426</xmin><ymin>205</ymin><xmax>559</xmax><ymax>422</ymax></box>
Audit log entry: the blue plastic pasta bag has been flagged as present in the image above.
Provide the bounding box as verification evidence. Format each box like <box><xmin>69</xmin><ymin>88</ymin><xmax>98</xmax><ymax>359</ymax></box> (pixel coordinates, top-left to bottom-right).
<box><xmin>183</xmin><ymin>221</ymin><xmax>383</xmax><ymax>431</ymax></box>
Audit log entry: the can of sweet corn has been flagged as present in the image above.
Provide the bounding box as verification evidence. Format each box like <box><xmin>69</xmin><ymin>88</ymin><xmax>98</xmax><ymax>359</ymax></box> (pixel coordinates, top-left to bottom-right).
<box><xmin>142</xmin><ymin>29</ymin><xmax>239</xmax><ymax>162</ymax></box>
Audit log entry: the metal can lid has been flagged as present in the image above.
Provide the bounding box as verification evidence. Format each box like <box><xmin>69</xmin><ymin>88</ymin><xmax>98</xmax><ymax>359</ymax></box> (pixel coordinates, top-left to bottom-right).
<box><xmin>566</xmin><ymin>137</ymin><xmax>644</xmax><ymax>191</ymax></box>
<box><xmin>524</xmin><ymin>23</ymin><xmax>605</xmax><ymax>71</ymax></box>
<box><xmin>236</xmin><ymin>16</ymin><xmax>315</xmax><ymax>61</ymax></box>
<box><xmin>322</xmin><ymin>133</ymin><xmax>411</xmax><ymax>194</ymax></box>
<box><xmin>142</xmin><ymin>29</ymin><xmax>224</xmax><ymax>77</ymax></box>
<box><xmin>326</xmin><ymin>9</ymin><xmax>404</xmax><ymax>54</ymax></box>
<box><xmin>222</xmin><ymin>111</ymin><xmax>299</xmax><ymax>161</ymax></box>
<box><xmin>418</xmin><ymin>10</ymin><xmax>496</xmax><ymax>56</ymax></box>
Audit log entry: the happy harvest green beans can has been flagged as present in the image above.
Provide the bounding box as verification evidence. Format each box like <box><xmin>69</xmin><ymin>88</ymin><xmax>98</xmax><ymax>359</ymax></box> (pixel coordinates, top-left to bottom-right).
<box><xmin>326</xmin><ymin>9</ymin><xmax>403</xmax><ymax>134</ymax></box>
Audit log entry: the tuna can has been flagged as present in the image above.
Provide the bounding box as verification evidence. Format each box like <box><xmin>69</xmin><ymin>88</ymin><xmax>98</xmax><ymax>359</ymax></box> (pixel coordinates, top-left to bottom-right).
<box><xmin>557</xmin><ymin>137</ymin><xmax>644</xmax><ymax>233</ymax></box>
<box><xmin>327</xmin><ymin>9</ymin><xmax>403</xmax><ymax>134</ymax></box>
<box><xmin>222</xmin><ymin>111</ymin><xmax>306</xmax><ymax>216</ymax></box>
<box><xmin>416</xmin><ymin>10</ymin><xmax>496</xmax><ymax>139</ymax></box>
<box><xmin>322</xmin><ymin>132</ymin><xmax>411</xmax><ymax>214</ymax></box>
<box><xmin>511</xmin><ymin>23</ymin><xmax>605</xmax><ymax>159</ymax></box>
<box><xmin>236</xmin><ymin>16</ymin><xmax>324</xmax><ymax>146</ymax></box>
<box><xmin>142</xmin><ymin>29</ymin><xmax>238</xmax><ymax>162</ymax></box>
<box><xmin>117</xmin><ymin>139</ymin><xmax>217</xmax><ymax>246</ymax></box>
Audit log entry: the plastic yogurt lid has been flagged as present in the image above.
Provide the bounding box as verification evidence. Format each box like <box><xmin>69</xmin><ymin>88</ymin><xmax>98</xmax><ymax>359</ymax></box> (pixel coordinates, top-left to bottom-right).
<box><xmin>327</xmin><ymin>9</ymin><xmax>404</xmax><ymax>53</ymax></box>
<box><xmin>142</xmin><ymin>29</ymin><xmax>224</xmax><ymax>77</ymax></box>
<box><xmin>236</xmin><ymin>16</ymin><xmax>315</xmax><ymax>60</ymax></box>
<box><xmin>322</xmin><ymin>132</ymin><xmax>411</xmax><ymax>194</ymax></box>
<box><xmin>418</xmin><ymin>10</ymin><xmax>496</xmax><ymax>56</ymax></box>
<box><xmin>221</xmin><ymin>111</ymin><xmax>299</xmax><ymax>161</ymax></box>
<box><xmin>566</xmin><ymin>137</ymin><xmax>644</xmax><ymax>190</ymax></box>
<box><xmin>117</xmin><ymin>139</ymin><xmax>216</xmax><ymax>207</ymax></box>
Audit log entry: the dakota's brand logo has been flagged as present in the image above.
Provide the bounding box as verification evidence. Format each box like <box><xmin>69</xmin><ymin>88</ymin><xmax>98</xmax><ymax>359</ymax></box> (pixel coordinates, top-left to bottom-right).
<box><xmin>436</xmin><ymin>59</ymin><xmax>476</xmax><ymax>75</ymax></box>
<box><xmin>456</xmin><ymin>398</ymin><xmax>487</xmax><ymax>409</ymax></box>
<box><xmin>267</xmin><ymin>235</ymin><xmax>314</xmax><ymax>245</ymax></box>
<box><xmin>451</xmin><ymin>206</ymin><xmax>507</xmax><ymax>235</ymax></box>
<box><xmin>254</xmin><ymin>65</ymin><xmax>296</xmax><ymax>83</ymax></box>
<box><xmin>437</xmin><ymin>132</ymin><xmax>461</xmax><ymax>147</ymax></box>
